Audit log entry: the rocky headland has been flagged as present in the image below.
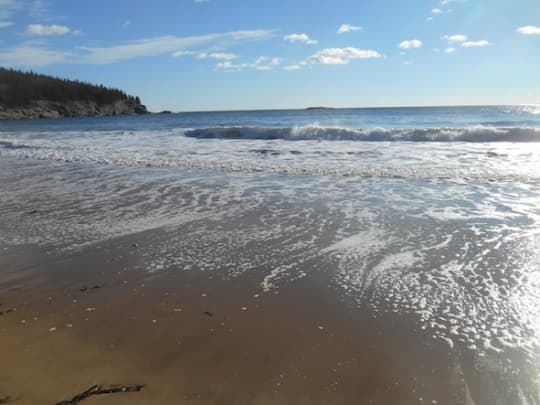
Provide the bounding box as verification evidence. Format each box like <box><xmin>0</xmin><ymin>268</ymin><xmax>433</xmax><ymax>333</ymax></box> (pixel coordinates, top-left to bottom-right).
<box><xmin>0</xmin><ymin>67</ymin><xmax>147</xmax><ymax>120</ymax></box>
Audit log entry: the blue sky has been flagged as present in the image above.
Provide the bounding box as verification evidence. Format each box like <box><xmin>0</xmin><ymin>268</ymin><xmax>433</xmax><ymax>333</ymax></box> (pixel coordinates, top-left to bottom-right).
<box><xmin>0</xmin><ymin>0</ymin><xmax>539</xmax><ymax>111</ymax></box>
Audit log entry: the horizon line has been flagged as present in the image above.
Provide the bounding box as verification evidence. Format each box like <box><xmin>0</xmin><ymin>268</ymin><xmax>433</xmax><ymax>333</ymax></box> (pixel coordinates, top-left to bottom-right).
<box><xmin>160</xmin><ymin>103</ymin><xmax>539</xmax><ymax>114</ymax></box>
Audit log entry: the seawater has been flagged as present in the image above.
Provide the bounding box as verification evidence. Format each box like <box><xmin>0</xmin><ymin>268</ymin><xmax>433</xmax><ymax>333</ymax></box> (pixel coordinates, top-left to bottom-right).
<box><xmin>1</xmin><ymin>106</ymin><xmax>540</xmax><ymax>401</ymax></box>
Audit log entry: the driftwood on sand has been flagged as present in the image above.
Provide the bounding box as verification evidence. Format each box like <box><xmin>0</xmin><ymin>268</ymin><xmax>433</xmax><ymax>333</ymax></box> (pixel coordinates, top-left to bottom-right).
<box><xmin>56</xmin><ymin>384</ymin><xmax>144</xmax><ymax>404</ymax></box>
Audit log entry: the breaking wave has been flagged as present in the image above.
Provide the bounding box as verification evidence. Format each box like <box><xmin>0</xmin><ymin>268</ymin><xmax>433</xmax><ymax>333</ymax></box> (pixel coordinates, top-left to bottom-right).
<box><xmin>184</xmin><ymin>125</ymin><xmax>540</xmax><ymax>142</ymax></box>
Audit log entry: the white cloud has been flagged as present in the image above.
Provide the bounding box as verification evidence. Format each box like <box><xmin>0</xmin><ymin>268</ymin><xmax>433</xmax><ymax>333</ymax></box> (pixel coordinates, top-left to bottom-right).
<box><xmin>462</xmin><ymin>40</ymin><xmax>489</xmax><ymax>47</ymax></box>
<box><xmin>0</xmin><ymin>44</ymin><xmax>70</xmax><ymax>66</ymax></box>
<box><xmin>122</xmin><ymin>19</ymin><xmax>131</xmax><ymax>28</ymax></box>
<box><xmin>171</xmin><ymin>50</ymin><xmax>197</xmax><ymax>57</ymax></box>
<box><xmin>215</xmin><ymin>56</ymin><xmax>280</xmax><ymax>72</ymax></box>
<box><xmin>284</xmin><ymin>64</ymin><xmax>301</xmax><ymax>71</ymax></box>
<box><xmin>426</xmin><ymin>17</ymin><xmax>433</xmax><ymax>21</ymax></box>
<box><xmin>283</xmin><ymin>33</ymin><xmax>317</xmax><ymax>45</ymax></box>
<box><xmin>200</xmin><ymin>52</ymin><xmax>237</xmax><ymax>60</ymax></box>
<box><xmin>215</xmin><ymin>61</ymin><xmax>245</xmax><ymax>71</ymax></box>
<box><xmin>309</xmin><ymin>47</ymin><xmax>381</xmax><ymax>65</ymax></box>
<box><xmin>517</xmin><ymin>26</ymin><xmax>540</xmax><ymax>35</ymax></box>
<box><xmin>23</xmin><ymin>24</ymin><xmax>70</xmax><ymax>36</ymax></box>
<box><xmin>445</xmin><ymin>47</ymin><xmax>456</xmax><ymax>53</ymax></box>
<box><xmin>432</xmin><ymin>8</ymin><xmax>444</xmax><ymax>14</ymax></box>
<box><xmin>0</xmin><ymin>21</ymin><xmax>13</xmax><ymax>28</ymax></box>
<box><xmin>337</xmin><ymin>24</ymin><xmax>362</xmax><ymax>34</ymax></box>
<box><xmin>398</xmin><ymin>39</ymin><xmax>422</xmax><ymax>49</ymax></box>
<box><xmin>443</xmin><ymin>34</ymin><xmax>467</xmax><ymax>43</ymax></box>
<box><xmin>172</xmin><ymin>50</ymin><xmax>238</xmax><ymax>60</ymax></box>
<box><xmin>255</xmin><ymin>56</ymin><xmax>280</xmax><ymax>65</ymax></box>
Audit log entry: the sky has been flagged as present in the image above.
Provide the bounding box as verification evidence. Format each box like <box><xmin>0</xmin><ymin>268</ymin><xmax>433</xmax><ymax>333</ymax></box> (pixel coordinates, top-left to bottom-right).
<box><xmin>0</xmin><ymin>0</ymin><xmax>539</xmax><ymax>111</ymax></box>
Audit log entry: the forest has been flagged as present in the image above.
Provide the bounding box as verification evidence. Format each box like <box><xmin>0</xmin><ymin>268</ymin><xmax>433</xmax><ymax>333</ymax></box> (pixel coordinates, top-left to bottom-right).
<box><xmin>0</xmin><ymin>67</ymin><xmax>141</xmax><ymax>108</ymax></box>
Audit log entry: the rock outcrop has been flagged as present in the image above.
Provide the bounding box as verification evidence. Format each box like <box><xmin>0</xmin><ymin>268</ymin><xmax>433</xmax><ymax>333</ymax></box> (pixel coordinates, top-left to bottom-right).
<box><xmin>0</xmin><ymin>99</ymin><xmax>147</xmax><ymax>120</ymax></box>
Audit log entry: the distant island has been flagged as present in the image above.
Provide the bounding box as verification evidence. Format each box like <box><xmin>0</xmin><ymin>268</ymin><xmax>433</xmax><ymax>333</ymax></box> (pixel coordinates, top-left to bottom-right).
<box><xmin>305</xmin><ymin>107</ymin><xmax>335</xmax><ymax>110</ymax></box>
<box><xmin>0</xmin><ymin>68</ymin><xmax>147</xmax><ymax>120</ymax></box>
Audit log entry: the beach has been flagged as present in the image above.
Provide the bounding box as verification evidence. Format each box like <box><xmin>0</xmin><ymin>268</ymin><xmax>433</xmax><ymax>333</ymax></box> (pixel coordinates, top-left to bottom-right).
<box><xmin>1</xmin><ymin>107</ymin><xmax>540</xmax><ymax>404</ymax></box>
<box><xmin>0</xmin><ymin>230</ymin><xmax>477</xmax><ymax>404</ymax></box>
<box><xmin>3</xmin><ymin>197</ymin><xmax>533</xmax><ymax>405</ymax></box>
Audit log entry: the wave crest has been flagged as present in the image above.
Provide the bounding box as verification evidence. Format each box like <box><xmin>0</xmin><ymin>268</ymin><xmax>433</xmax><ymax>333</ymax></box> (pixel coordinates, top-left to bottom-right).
<box><xmin>184</xmin><ymin>125</ymin><xmax>540</xmax><ymax>142</ymax></box>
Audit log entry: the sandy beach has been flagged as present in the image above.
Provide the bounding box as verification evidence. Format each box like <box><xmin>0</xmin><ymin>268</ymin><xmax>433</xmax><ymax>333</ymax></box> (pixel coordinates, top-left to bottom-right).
<box><xmin>1</xmin><ymin>162</ymin><xmax>537</xmax><ymax>404</ymax></box>
<box><xmin>0</xmin><ymin>232</ymin><xmax>488</xmax><ymax>404</ymax></box>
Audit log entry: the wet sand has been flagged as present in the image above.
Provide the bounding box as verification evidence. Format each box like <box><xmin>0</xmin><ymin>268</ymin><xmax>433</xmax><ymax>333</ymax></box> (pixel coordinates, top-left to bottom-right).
<box><xmin>1</xmin><ymin>156</ymin><xmax>539</xmax><ymax>404</ymax></box>
<box><xmin>0</xmin><ymin>230</ymin><xmax>533</xmax><ymax>405</ymax></box>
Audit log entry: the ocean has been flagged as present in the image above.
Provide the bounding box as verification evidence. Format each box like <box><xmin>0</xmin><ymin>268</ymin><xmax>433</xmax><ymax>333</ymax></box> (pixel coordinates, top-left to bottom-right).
<box><xmin>1</xmin><ymin>105</ymin><xmax>540</xmax><ymax>402</ymax></box>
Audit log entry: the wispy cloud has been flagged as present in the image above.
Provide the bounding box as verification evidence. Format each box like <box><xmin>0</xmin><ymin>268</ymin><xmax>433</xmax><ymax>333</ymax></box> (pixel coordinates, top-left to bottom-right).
<box><xmin>194</xmin><ymin>0</ymin><xmax>209</xmax><ymax>3</ymax></box>
<box><xmin>0</xmin><ymin>0</ymin><xmax>21</xmax><ymax>20</ymax></box>
<box><xmin>309</xmin><ymin>47</ymin><xmax>381</xmax><ymax>64</ymax></box>
<box><xmin>173</xmin><ymin>50</ymin><xmax>238</xmax><ymax>60</ymax></box>
<box><xmin>445</xmin><ymin>47</ymin><xmax>456</xmax><ymax>53</ymax></box>
<box><xmin>216</xmin><ymin>56</ymin><xmax>281</xmax><ymax>71</ymax></box>
<box><xmin>462</xmin><ymin>40</ymin><xmax>489</xmax><ymax>47</ymax></box>
<box><xmin>284</xmin><ymin>64</ymin><xmax>302</xmax><ymax>71</ymax></box>
<box><xmin>0</xmin><ymin>29</ymin><xmax>274</xmax><ymax>66</ymax></box>
<box><xmin>23</xmin><ymin>24</ymin><xmax>70</xmax><ymax>36</ymax></box>
<box><xmin>199</xmin><ymin>52</ymin><xmax>237</xmax><ymax>60</ymax></box>
<box><xmin>517</xmin><ymin>25</ymin><xmax>540</xmax><ymax>35</ymax></box>
<box><xmin>122</xmin><ymin>19</ymin><xmax>131</xmax><ymax>28</ymax></box>
<box><xmin>171</xmin><ymin>51</ymin><xmax>238</xmax><ymax>60</ymax></box>
<box><xmin>398</xmin><ymin>39</ymin><xmax>422</xmax><ymax>50</ymax></box>
<box><xmin>0</xmin><ymin>44</ymin><xmax>71</xmax><ymax>66</ymax></box>
<box><xmin>441</xmin><ymin>0</ymin><xmax>467</xmax><ymax>4</ymax></box>
<box><xmin>337</xmin><ymin>24</ymin><xmax>362</xmax><ymax>34</ymax></box>
<box><xmin>0</xmin><ymin>21</ymin><xmax>13</xmax><ymax>28</ymax></box>
<box><xmin>431</xmin><ymin>8</ymin><xmax>444</xmax><ymax>14</ymax></box>
<box><xmin>79</xmin><ymin>30</ymin><xmax>273</xmax><ymax>64</ymax></box>
<box><xmin>283</xmin><ymin>33</ymin><xmax>317</xmax><ymax>45</ymax></box>
<box><xmin>442</xmin><ymin>34</ymin><xmax>467</xmax><ymax>43</ymax></box>
<box><xmin>29</xmin><ymin>0</ymin><xmax>48</xmax><ymax>19</ymax></box>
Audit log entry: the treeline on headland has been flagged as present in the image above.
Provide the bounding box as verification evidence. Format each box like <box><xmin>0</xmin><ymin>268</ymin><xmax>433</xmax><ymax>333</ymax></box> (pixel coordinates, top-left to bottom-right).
<box><xmin>0</xmin><ymin>67</ymin><xmax>147</xmax><ymax>119</ymax></box>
